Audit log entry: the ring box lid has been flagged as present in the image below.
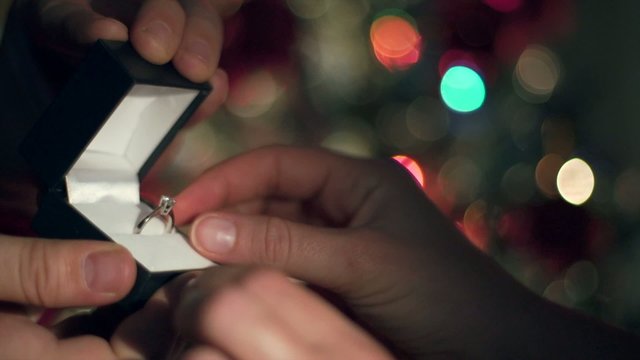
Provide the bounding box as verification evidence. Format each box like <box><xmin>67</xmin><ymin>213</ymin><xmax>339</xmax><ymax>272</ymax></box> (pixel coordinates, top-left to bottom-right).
<box><xmin>21</xmin><ymin>40</ymin><xmax>214</xmax><ymax>274</ymax></box>
<box><xmin>21</xmin><ymin>40</ymin><xmax>211</xmax><ymax>186</ymax></box>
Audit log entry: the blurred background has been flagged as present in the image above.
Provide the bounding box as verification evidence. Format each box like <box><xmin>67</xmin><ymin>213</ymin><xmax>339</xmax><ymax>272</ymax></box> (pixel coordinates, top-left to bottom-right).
<box><xmin>3</xmin><ymin>0</ymin><xmax>640</xmax><ymax>334</ymax></box>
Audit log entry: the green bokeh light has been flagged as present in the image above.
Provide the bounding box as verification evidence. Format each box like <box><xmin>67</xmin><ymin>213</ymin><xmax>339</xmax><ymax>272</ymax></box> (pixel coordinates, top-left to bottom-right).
<box><xmin>440</xmin><ymin>66</ymin><xmax>486</xmax><ymax>113</ymax></box>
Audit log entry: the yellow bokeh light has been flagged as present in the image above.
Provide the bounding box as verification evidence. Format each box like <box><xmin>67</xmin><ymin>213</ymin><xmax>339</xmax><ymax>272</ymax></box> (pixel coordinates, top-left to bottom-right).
<box><xmin>556</xmin><ymin>158</ymin><xmax>595</xmax><ymax>206</ymax></box>
<box><xmin>322</xmin><ymin>123</ymin><xmax>375</xmax><ymax>158</ymax></box>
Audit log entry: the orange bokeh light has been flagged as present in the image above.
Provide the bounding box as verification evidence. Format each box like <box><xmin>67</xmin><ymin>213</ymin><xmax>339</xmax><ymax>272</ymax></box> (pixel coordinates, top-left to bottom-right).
<box><xmin>393</xmin><ymin>155</ymin><xmax>425</xmax><ymax>188</ymax></box>
<box><xmin>462</xmin><ymin>200</ymin><xmax>490</xmax><ymax>251</ymax></box>
<box><xmin>370</xmin><ymin>14</ymin><xmax>422</xmax><ymax>71</ymax></box>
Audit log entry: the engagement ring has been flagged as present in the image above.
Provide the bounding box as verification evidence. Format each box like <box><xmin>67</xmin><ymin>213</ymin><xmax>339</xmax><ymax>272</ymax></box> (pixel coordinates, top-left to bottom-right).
<box><xmin>135</xmin><ymin>195</ymin><xmax>176</xmax><ymax>234</ymax></box>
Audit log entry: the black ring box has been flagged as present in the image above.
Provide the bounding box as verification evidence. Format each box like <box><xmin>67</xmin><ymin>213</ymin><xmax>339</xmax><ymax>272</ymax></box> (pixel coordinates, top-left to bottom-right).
<box><xmin>21</xmin><ymin>40</ymin><xmax>214</xmax><ymax>310</ymax></box>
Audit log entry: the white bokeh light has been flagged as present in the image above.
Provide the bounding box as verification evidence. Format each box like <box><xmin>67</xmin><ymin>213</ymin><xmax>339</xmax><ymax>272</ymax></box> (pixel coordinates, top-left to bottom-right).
<box><xmin>556</xmin><ymin>158</ymin><xmax>595</xmax><ymax>206</ymax></box>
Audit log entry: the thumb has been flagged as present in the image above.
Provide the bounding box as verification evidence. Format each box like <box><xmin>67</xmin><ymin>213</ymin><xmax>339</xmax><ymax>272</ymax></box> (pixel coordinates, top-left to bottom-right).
<box><xmin>189</xmin><ymin>213</ymin><xmax>368</xmax><ymax>291</ymax></box>
<box><xmin>0</xmin><ymin>235</ymin><xmax>136</xmax><ymax>307</ymax></box>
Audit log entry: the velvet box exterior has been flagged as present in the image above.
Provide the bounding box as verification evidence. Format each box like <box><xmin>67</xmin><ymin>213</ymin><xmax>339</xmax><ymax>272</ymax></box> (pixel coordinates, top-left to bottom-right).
<box><xmin>21</xmin><ymin>40</ymin><xmax>214</xmax><ymax>309</ymax></box>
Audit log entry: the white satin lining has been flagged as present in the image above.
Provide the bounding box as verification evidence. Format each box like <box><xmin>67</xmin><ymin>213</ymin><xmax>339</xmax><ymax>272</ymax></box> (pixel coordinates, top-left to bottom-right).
<box><xmin>63</xmin><ymin>84</ymin><xmax>213</xmax><ymax>272</ymax></box>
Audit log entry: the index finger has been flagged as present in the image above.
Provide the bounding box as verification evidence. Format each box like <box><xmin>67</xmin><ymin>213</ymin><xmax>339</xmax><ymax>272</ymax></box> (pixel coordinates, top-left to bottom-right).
<box><xmin>174</xmin><ymin>146</ymin><xmax>389</xmax><ymax>225</ymax></box>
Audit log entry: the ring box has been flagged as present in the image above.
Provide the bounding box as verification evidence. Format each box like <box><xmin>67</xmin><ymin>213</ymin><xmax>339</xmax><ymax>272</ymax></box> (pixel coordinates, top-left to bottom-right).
<box><xmin>20</xmin><ymin>40</ymin><xmax>214</xmax><ymax>309</ymax></box>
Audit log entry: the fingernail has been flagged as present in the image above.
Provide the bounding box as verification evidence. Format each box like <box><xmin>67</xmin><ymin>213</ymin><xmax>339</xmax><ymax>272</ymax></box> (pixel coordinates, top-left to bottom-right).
<box><xmin>185</xmin><ymin>39</ymin><xmax>212</xmax><ymax>64</ymax></box>
<box><xmin>84</xmin><ymin>249</ymin><xmax>130</xmax><ymax>294</ymax></box>
<box><xmin>142</xmin><ymin>20</ymin><xmax>172</xmax><ymax>49</ymax></box>
<box><xmin>195</xmin><ymin>216</ymin><xmax>236</xmax><ymax>254</ymax></box>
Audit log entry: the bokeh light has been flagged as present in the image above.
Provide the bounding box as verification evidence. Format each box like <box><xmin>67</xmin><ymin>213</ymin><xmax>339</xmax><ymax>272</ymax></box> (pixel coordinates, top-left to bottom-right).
<box><xmin>305</xmin><ymin>1</ymin><xmax>373</xmax><ymax>105</ymax></box>
<box><xmin>286</xmin><ymin>0</ymin><xmax>330</xmax><ymax>19</ymax></box>
<box><xmin>501</xmin><ymin>163</ymin><xmax>535</xmax><ymax>203</ymax></box>
<box><xmin>543</xmin><ymin>279</ymin><xmax>574</xmax><ymax>307</ymax></box>
<box><xmin>438</xmin><ymin>156</ymin><xmax>482</xmax><ymax>204</ymax></box>
<box><xmin>161</xmin><ymin>122</ymin><xmax>230</xmax><ymax>188</ymax></box>
<box><xmin>614</xmin><ymin>168</ymin><xmax>640</xmax><ymax>217</ymax></box>
<box><xmin>226</xmin><ymin>70</ymin><xmax>283</xmax><ymax>118</ymax></box>
<box><xmin>564</xmin><ymin>260</ymin><xmax>599</xmax><ymax>303</ymax></box>
<box><xmin>514</xmin><ymin>45</ymin><xmax>561</xmax><ymax>103</ymax></box>
<box><xmin>440</xmin><ymin>66</ymin><xmax>486</xmax><ymax>113</ymax></box>
<box><xmin>322</xmin><ymin>130</ymin><xmax>374</xmax><ymax>157</ymax></box>
<box><xmin>376</xmin><ymin>103</ymin><xmax>422</xmax><ymax>149</ymax></box>
<box><xmin>370</xmin><ymin>11</ymin><xmax>422</xmax><ymax>71</ymax></box>
<box><xmin>557</xmin><ymin>158</ymin><xmax>595</xmax><ymax>206</ymax></box>
<box><xmin>535</xmin><ymin>154</ymin><xmax>564</xmax><ymax>198</ymax></box>
<box><xmin>322</xmin><ymin>120</ymin><xmax>376</xmax><ymax>158</ymax></box>
<box><xmin>483</xmin><ymin>0</ymin><xmax>523</xmax><ymax>13</ymax></box>
<box><xmin>393</xmin><ymin>155</ymin><xmax>425</xmax><ymax>188</ymax></box>
<box><xmin>463</xmin><ymin>200</ymin><xmax>490</xmax><ymax>250</ymax></box>
<box><xmin>405</xmin><ymin>96</ymin><xmax>450</xmax><ymax>142</ymax></box>
<box><xmin>438</xmin><ymin>49</ymin><xmax>479</xmax><ymax>78</ymax></box>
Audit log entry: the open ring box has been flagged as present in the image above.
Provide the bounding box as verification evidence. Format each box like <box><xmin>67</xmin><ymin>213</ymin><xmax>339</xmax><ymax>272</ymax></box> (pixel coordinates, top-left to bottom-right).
<box><xmin>20</xmin><ymin>40</ymin><xmax>214</xmax><ymax>309</ymax></box>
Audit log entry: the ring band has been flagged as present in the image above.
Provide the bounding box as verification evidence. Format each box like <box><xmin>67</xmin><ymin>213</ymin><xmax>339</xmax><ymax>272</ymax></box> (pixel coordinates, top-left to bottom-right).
<box><xmin>135</xmin><ymin>195</ymin><xmax>176</xmax><ymax>234</ymax></box>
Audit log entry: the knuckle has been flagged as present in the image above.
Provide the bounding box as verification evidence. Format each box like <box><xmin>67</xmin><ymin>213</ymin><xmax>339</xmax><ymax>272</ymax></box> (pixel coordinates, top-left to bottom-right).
<box><xmin>18</xmin><ymin>242</ymin><xmax>61</xmax><ymax>306</ymax></box>
<box><xmin>256</xmin><ymin>217</ymin><xmax>292</xmax><ymax>267</ymax></box>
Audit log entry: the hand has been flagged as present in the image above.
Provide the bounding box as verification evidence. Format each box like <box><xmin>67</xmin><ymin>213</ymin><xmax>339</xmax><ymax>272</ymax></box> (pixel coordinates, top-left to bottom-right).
<box><xmin>19</xmin><ymin>0</ymin><xmax>244</xmax><ymax>122</ymax></box>
<box><xmin>0</xmin><ymin>0</ymin><xmax>244</xmax><ymax>223</ymax></box>
<box><xmin>174</xmin><ymin>146</ymin><xmax>640</xmax><ymax>358</ymax></box>
<box><xmin>112</xmin><ymin>266</ymin><xmax>393</xmax><ymax>360</ymax></box>
<box><xmin>0</xmin><ymin>233</ymin><xmax>136</xmax><ymax>358</ymax></box>
<box><xmin>173</xmin><ymin>146</ymin><xmax>525</xmax><ymax>357</ymax></box>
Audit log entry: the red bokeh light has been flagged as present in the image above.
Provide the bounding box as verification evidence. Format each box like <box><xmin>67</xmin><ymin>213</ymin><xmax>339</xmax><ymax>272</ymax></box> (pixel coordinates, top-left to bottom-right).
<box><xmin>393</xmin><ymin>155</ymin><xmax>425</xmax><ymax>188</ymax></box>
<box><xmin>370</xmin><ymin>15</ymin><xmax>422</xmax><ymax>71</ymax></box>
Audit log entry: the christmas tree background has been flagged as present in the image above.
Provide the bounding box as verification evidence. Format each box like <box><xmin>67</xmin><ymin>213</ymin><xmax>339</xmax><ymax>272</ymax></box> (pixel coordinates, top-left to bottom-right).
<box><xmin>3</xmin><ymin>0</ymin><xmax>640</xmax><ymax>334</ymax></box>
